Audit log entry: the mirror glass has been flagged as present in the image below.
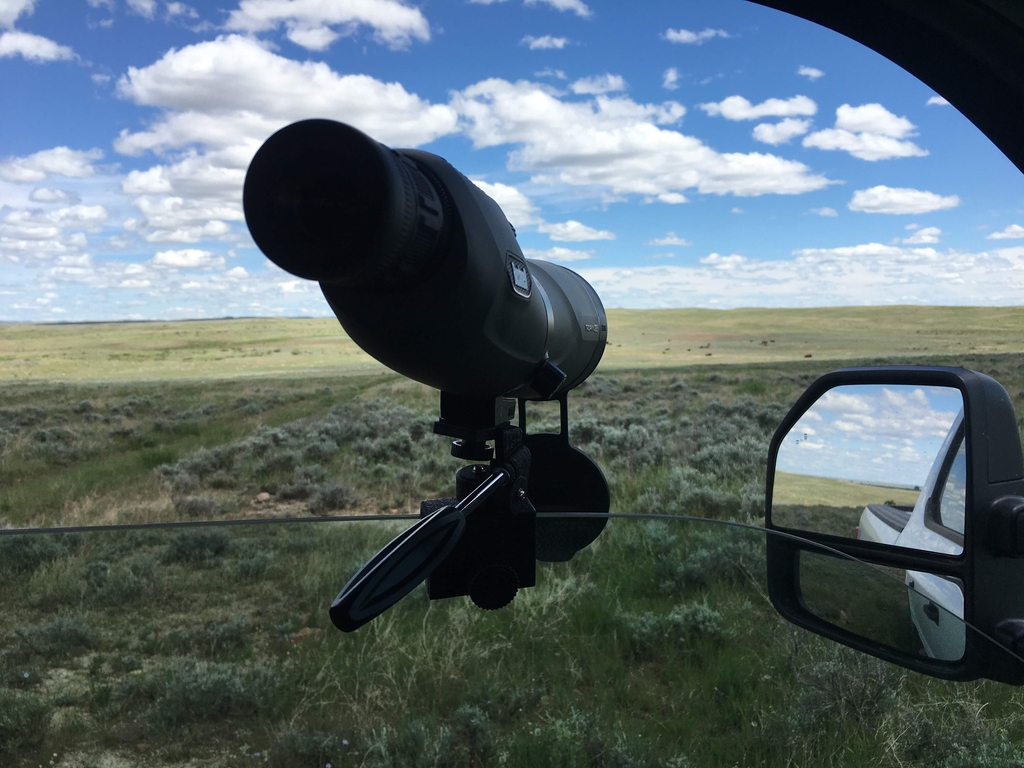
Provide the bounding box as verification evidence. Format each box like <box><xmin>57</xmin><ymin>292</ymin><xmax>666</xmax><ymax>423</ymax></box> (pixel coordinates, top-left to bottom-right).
<box><xmin>799</xmin><ymin>549</ymin><xmax>965</xmax><ymax>662</ymax></box>
<box><xmin>773</xmin><ymin>385</ymin><xmax>966</xmax><ymax>556</ymax></box>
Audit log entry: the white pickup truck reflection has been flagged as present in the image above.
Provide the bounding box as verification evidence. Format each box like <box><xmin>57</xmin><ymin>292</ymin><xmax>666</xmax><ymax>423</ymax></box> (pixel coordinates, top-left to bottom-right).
<box><xmin>857</xmin><ymin>408</ymin><xmax>967</xmax><ymax>659</ymax></box>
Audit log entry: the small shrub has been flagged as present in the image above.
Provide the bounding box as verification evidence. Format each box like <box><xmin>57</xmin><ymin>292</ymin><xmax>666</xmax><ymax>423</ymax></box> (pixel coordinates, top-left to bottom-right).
<box><xmin>173</xmin><ymin>496</ymin><xmax>220</xmax><ymax>518</ymax></box>
<box><xmin>786</xmin><ymin>645</ymin><xmax>898</xmax><ymax>735</ymax></box>
<box><xmin>166</xmin><ymin>619</ymin><xmax>252</xmax><ymax>657</ymax></box>
<box><xmin>309</xmin><ymin>482</ymin><xmax>358</xmax><ymax>514</ymax></box>
<box><xmin>109</xmin><ymin>657</ymin><xmax>276</xmax><ymax>732</ymax></box>
<box><xmin>163</xmin><ymin>529</ymin><xmax>231</xmax><ymax>564</ymax></box>
<box><xmin>11</xmin><ymin>616</ymin><xmax>97</xmax><ymax>663</ymax></box>
<box><xmin>270</xmin><ymin>730</ymin><xmax>350</xmax><ymax>768</ymax></box>
<box><xmin>626</xmin><ymin>602</ymin><xmax>730</xmax><ymax>659</ymax></box>
<box><xmin>0</xmin><ymin>689</ymin><xmax>49</xmax><ymax>755</ymax></box>
<box><xmin>0</xmin><ymin>533</ymin><xmax>82</xmax><ymax>573</ymax></box>
<box><xmin>235</xmin><ymin>549</ymin><xmax>272</xmax><ymax>579</ymax></box>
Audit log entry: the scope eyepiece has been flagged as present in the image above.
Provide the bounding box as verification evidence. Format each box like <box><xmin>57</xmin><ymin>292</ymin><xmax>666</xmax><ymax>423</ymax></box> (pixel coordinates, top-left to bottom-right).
<box><xmin>243</xmin><ymin>119</ymin><xmax>447</xmax><ymax>288</ymax></box>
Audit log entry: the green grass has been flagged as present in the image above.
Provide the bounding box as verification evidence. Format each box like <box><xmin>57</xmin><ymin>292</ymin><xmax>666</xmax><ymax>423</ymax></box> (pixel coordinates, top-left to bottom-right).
<box><xmin>4</xmin><ymin>312</ymin><xmax>1024</xmax><ymax>765</ymax></box>
<box><xmin>5</xmin><ymin>306</ymin><xmax>1024</xmax><ymax>381</ymax></box>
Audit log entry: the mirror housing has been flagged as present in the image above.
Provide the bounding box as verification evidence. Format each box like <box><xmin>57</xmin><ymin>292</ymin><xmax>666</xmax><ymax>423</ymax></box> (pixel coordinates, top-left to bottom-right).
<box><xmin>766</xmin><ymin>366</ymin><xmax>1024</xmax><ymax>683</ymax></box>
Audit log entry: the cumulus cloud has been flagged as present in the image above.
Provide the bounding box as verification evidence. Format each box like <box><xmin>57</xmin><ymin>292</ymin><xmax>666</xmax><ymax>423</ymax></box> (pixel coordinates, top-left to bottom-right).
<box><xmin>0</xmin><ymin>147</ymin><xmax>103</xmax><ymax>183</ymax></box>
<box><xmin>470</xmin><ymin>179</ymin><xmax>541</xmax><ymax>229</ymax></box>
<box><xmin>151</xmin><ymin>248</ymin><xmax>224</xmax><ymax>269</ymax></box>
<box><xmin>537</xmin><ymin>220</ymin><xmax>615</xmax><ymax>241</ymax></box>
<box><xmin>523</xmin><ymin>246</ymin><xmax>594</xmax><ymax>262</ymax></box>
<box><xmin>849</xmin><ymin>186</ymin><xmax>960</xmax><ymax>215</ymax></box>
<box><xmin>112</xmin><ymin>35</ymin><xmax>458</xmax><ymax>243</ymax></box>
<box><xmin>648</xmin><ymin>232</ymin><xmax>691</xmax><ymax>246</ymax></box>
<box><xmin>225</xmin><ymin>0</ymin><xmax>431</xmax><ymax>50</ymax></box>
<box><xmin>127</xmin><ymin>0</ymin><xmax>156</xmax><ymax>18</ymax></box>
<box><xmin>570</xmin><ymin>73</ymin><xmax>627</xmax><ymax>95</ymax></box>
<box><xmin>0</xmin><ymin>0</ymin><xmax>35</xmax><ymax>28</ymax></box>
<box><xmin>663</xmin><ymin>28</ymin><xmax>729</xmax><ymax>44</ymax></box>
<box><xmin>0</xmin><ymin>205</ymin><xmax>107</xmax><ymax>264</ymax></box>
<box><xmin>699</xmin><ymin>95</ymin><xmax>816</xmax><ymax>120</ymax></box>
<box><xmin>0</xmin><ymin>30</ymin><xmax>75</xmax><ymax>61</ymax></box>
<box><xmin>803</xmin><ymin>103</ymin><xmax>927</xmax><ymax>161</ymax></box>
<box><xmin>521</xmin><ymin>34</ymin><xmax>567</xmax><ymax>49</ymax></box>
<box><xmin>662</xmin><ymin>67</ymin><xmax>679</xmax><ymax>90</ymax></box>
<box><xmin>752</xmin><ymin>118</ymin><xmax>810</xmax><ymax>145</ymax></box>
<box><xmin>524</xmin><ymin>0</ymin><xmax>591</xmax><ymax>18</ymax></box>
<box><xmin>29</xmin><ymin>188</ymin><xmax>80</xmax><ymax>204</ymax></box>
<box><xmin>927</xmin><ymin>95</ymin><xmax>949</xmax><ymax>106</ymax></box>
<box><xmin>453</xmin><ymin>78</ymin><xmax>831</xmax><ymax>200</ymax></box>
<box><xmin>808</xmin><ymin>207</ymin><xmax>838</xmax><ymax>217</ymax></box>
<box><xmin>576</xmin><ymin>242</ymin><xmax>1024</xmax><ymax>308</ymax></box>
<box><xmin>798</xmin><ymin>65</ymin><xmax>823</xmax><ymax>81</ymax></box>
<box><xmin>903</xmin><ymin>226</ymin><xmax>941</xmax><ymax>244</ymax></box>
<box><xmin>987</xmin><ymin>224</ymin><xmax>1024</xmax><ymax>240</ymax></box>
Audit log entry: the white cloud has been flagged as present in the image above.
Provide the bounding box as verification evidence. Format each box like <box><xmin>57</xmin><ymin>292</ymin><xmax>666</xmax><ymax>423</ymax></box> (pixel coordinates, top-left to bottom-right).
<box><xmin>0</xmin><ymin>0</ymin><xmax>34</xmax><ymax>28</ymax></box>
<box><xmin>927</xmin><ymin>96</ymin><xmax>949</xmax><ymax>106</ymax></box>
<box><xmin>453</xmin><ymin>78</ymin><xmax>831</xmax><ymax>200</ymax></box>
<box><xmin>648</xmin><ymin>232</ymin><xmax>691</xmax><ymax>246</ymax></box>
<box><xmin>987</xmin><ymin>224</ymin><xmax>1024</xmax><ymax>240</ymax></box>
<box><xmin>662</xmin><ymin>67</ymin><xmax>679</xmax><ymax>90</ymax></box>
<box><xmin>0</xmin><ymin>30</ymin><xmax>75</xmax><ymax>61</ymax></box>
<box><xmin>127</xmin><ymin>0</ymin><xmax>157</xmax><ymax>18</ymax></box>
<box><xmin>524</xmin><ymin>0</ymin><xmax>591</xmax><ymax>18</ymax></box>
<box><xmin>165</xmin><ymin>2</ymin><xmax>198</xmax><ymax>19</ymax></box>
<box><xmin>29</xmin><ymin>188</ymin><xmax>80</xmax><ymax>204</ymax></box>
<box><xmin>91</xmin><ymin>73</ymin><xmax>111</xmax><ymax>84</ymax></box>
<box><xmin>521</xmin><ymin>34</ymin><xmax>567</xmax><ymax>50</ymax></box>
<box><xmin>798</xmin><ymin>65</ymin><xmax>823</xmax><ymax>81</ymax></box>
<box><xmin>701</xmin><ymin>252</ymin><xmax>746</xmax><ymax>269</ymax></box>
<box><xmin>115</xmin><ymin>36</ymin><xmax>457</xmax><ymax>149</ymax></box>
<box><xmin>809</xmin><ymin>207</ymin><xmax>837</xmax><ymax>217</ymax></box>
<box><xmin>700</xmin><ymin>95</ymin><xmax>816</xmax><ymax>120</ymax></box>
<box><xmin>225</xmin><ymin>0</ymin><xmax>430</xmax><ymax>50</ymax></box>
<box><xmin>534</xmin><ymin>67</ymin><xmax>566</xmax><ymax>79</ymax></box>
<box><xmin>469</xmin><ymin>179</ymin><xmax>540</xmax><ymax>229</ymax></box>
<box><xmin>752</xmin><ymin>118</ymin><xmax>810</xmax><ymax>145</ymax></box>
<box><xmin>151</xmin><ymin>248</ymin><xmax>224</xmax><ymax>269</ymax></box>
<box><xmin>113</xmin><ymin>35</ymin><xmax>458</xmax><ymax>243</ymax></box>
<box><xmin>663</xmin><ymin>28</ymin><xmax>729</xmax><ymax>44</ymax></box>
<box><xmin>576</xmin><ymin>242</ymin><xmax>1024</xmax><ymax>308</ymax></box>
<box><xmin>0</xmin><ymin>205</ymin><xmax>107</xmax><ymax>265</ymax></box>
<box><xmin>0</xmin><ymin>147</ymin><xmax>103</xmax><ymax>183</ymax></box>
<box><xmin>537</xmin><ymin>220</ymin><xmax>615</xmax><ymax>241</ymax></box>
<box><xmin>903</xmin><ymin>226</ymin><xmax>941</xmax><ymax>244</ymax></box>
<box><xmin>849</xmin><ymin>186</ymin><xmax>960</xmax><ymax>215</ymax></box>
<box><xmin>523</xmin><ymin>246</ymin><xmax>594</xmax><ymax>262</ymax></box>
<box><xmin>570</xmin><ymin>73</ymin><xmax>627</xmax><ymax>95</ymax></box>
<box><xmin>803</xmin><ymin>103</ymin><xmax>927</xmax><ymax>161</ymax></box>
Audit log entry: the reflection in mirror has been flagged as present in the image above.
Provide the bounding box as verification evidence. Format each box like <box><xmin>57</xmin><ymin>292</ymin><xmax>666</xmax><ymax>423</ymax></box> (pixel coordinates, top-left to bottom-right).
<box><xmin>799</xmin><ymin>549</ymin><xmax>965</xmax><ymax>662</ymax></box>
<box><xmin>773</xmin><ymin>385</ymin><xmax>965</xmax><ymax>556</ymax></box>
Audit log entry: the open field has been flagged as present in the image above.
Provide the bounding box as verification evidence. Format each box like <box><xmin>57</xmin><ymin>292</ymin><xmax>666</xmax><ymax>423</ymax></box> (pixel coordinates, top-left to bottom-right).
<box><xmin>4</xmin><ymin>305</ymin><xmax>1024</xmax><ymax>381</ymax></box>
<box><xmin>3</xmin><ymin>312</ymin><xmax>1024</xmax><ymax>766</ymax></box>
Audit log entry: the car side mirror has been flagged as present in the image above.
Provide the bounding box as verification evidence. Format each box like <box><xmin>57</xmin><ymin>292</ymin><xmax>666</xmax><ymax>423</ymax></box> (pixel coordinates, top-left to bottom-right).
<box><xmin>765</xmin><ymin>366</ymin><xmax>1024</xmax><ymax>684</ymax></box>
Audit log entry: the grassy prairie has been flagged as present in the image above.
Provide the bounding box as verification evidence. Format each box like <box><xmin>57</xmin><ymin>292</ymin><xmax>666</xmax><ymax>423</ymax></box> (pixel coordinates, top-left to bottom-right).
<box><xmin>4</xmin><ymin>305</ymin><xmax>1024</xmax><ymax>381</ymax></box>
<box><xmin>3</xmin><ymin>312</ymin><xmax>1024</xmax><ymax>766</ymax></box>
<box><xmin>772</xmin><ymin>471</ymin><xmax>921</xmax><ymax>509</ymax></box>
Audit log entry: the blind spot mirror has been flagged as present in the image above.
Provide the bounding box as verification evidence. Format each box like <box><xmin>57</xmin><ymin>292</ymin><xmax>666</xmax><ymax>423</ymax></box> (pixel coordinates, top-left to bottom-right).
<box><xmin>799</xmin><ymin>549</ymin><xmax>965</xmax><ymax>662</ymax></box>
<box><xmin>773</xmin><ymin>384</ymin><xmax>965</xmax><ymax>556</ymax></box>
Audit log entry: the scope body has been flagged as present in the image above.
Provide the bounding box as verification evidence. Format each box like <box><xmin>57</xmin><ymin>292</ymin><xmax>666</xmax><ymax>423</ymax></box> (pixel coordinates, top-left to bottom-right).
<box><xmin>244</xmin><ymin>120</ymin><xmax>607</xmax><ymax>399</ymax></box>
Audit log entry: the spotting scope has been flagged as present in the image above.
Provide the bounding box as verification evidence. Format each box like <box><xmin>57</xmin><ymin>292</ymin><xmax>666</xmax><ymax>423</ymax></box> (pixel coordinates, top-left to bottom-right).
<box><xmin>243</xmin><ymin>118</ymin><xmax>606</xmax><ymax>399</ymax></box>
<box><xmin>243</xmin><ymin>119</ymin><xmax>611</xmax><ymax>631</ymax></box>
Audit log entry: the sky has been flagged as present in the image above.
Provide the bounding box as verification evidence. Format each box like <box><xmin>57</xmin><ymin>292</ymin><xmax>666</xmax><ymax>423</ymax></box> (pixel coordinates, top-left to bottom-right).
<box><xmin>2</xmin><ymin>0</ymin><xmax>1024</xmax><ymax>322</ymax></box>
<box><xmin>775</xmin><ymin>384</ymin><xmax>963</xmax><ymax>487</ymax></box>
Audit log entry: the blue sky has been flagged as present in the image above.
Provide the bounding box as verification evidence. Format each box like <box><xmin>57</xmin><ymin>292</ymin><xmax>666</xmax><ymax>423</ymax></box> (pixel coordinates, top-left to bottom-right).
<box><xmin>776</xmin><ymin>385</ymin><xmax>963</xmax><ymax>487</ymax></box>
<box><xmin>2</xmin><ymin>0</ymin><xmax>1024</xmax><ymax>321</ymax></box>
